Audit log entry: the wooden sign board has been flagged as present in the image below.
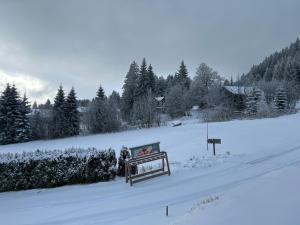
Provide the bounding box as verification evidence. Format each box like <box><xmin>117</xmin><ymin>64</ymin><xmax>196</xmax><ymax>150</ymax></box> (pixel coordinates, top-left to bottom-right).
<box><xmin>207</xmin><ymin>138</ymin><xmax>221</xmax><ymax>144</ymax></box>
<box><xmin>130</xmin><ymin>142</ymin><xmax>160</xmax><ymax>158</ymax></box>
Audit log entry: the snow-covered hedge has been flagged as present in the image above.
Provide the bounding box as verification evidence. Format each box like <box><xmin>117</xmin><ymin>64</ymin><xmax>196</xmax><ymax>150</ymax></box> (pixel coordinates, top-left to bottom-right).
<box><xmin>0</xmin><ymin>148</ymin><xmax>117</xmax><ymax>192</ymax></box>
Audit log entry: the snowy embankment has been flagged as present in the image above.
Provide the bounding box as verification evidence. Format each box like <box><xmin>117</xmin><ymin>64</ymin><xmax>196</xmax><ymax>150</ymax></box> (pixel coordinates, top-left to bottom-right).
<box><xmin>1</xmin><ymin>113</ymin><xmax>300</xmax><ymax>225</ymax></box>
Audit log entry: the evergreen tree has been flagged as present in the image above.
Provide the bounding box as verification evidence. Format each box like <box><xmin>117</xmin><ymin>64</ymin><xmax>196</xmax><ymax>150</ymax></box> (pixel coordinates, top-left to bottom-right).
<box><xmin>155</xmin><ymin>76</ymin><xmax>167</xmax><ymax>96</ymax></box>
<box><xmin>131</xmin><ymin>90</ymin><xmax>158</xmax><ymax>128</ymax></box>
<box><xmin>32</xmin><ymin>101</ymin><xmax>38</xmax><ymax>109</ymax></box>
<box><xmin>117</xmin><ymin>146</ymin><xmax>131</xmax><ymax>176</ymax></box>
<box><xmin>136</xmin><ymin>58</ymin><xmax>154</xmax><ymax>96</ymax></box>
<box><xmin>109</xmin><ymin>91</ymin><xmax>121</xmax><ymax>109</ymax></box>
<box><xmin>245</xmin><ymin>88</ymin><xmax>264</xmax><ymax>116</ymax></box>
<box><xmin>30</xmin><ymin>110</ymin><xmax>47</xmax><ymax>140</ymax></box>
<box><xmin>147</xmin><ymin>64</ymin><xmax>156</xmax><ymax>93</ymax></box>
<box><xmin>15</xmin><ymin>94</ymin><xmax>32</xmax><ymax>142</ymax></box>
<box><xmin>9</xmin><ymin>85</ymin><xmax>22</xmax><ymax>143</ymax></box>
<box><xmin>65</xmin><ymin>87</ymin><xmax>80</xmax><ymax>136</ymax></box>
<box><xmin>51</xmin><ymin>85</ymin><xmax>66</xmax><ymax>138</ymax></box>
<box><xmin>256</xmin><ymin>92</ymin><xmax>270</xmax><ymax>117</ymax></box>
<box><xmin>166</xmin><ymin>74</ymin><xmax>175</xmax><ymax>92</ymax></box>
<box><xmin>86</xmin><ymin>86</ymin><xmax>120</xmax><ymax>133</ymax></box>
<box><xmin>0</xmin><ymin>84</ymin><xmax>31</xmax><ymax>144</ymax></box>
<box><xmin>44</xmin><ymin>99</ymin><xmax>52</xmax><ymax>109</ymax></box>
<box><xmin>224</xmin><ymin>79</ymin><xmax>230</xmax><ymax>86</ymax></box>
<box><xmin>174</xmin><ymin>61</ymin><xmax>190</xmax><ymax>90</ymax></box>
<box><xmin>0</xmin><ymin>84</ymin><xmax>13</xmax><ymax>144</ymax></box>
<box><xmin>121</xmin><ymin>61</ymin><xmax>139</xmax><ymax>121</ymax></box>
<box><xmin>274</xmin><ymin>86</ymin><xmax>288</xmax><ymax>113</ymax></box>
<box><xmin>165</xmin><ymin>85</ymin><xmax>186</xmax><ymax>118</ymax></box>
<box><xmin>96</xmin><ymin>85</ymin><xmax>106</xmax><ymax>101</ymax></box>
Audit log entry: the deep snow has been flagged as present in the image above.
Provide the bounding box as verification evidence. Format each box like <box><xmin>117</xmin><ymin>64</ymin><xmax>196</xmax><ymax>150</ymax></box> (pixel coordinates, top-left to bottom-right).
<box><xmin>1</xmin><ymin>113</ymin><xmax>300</xmax><ymax>225</ymax></box>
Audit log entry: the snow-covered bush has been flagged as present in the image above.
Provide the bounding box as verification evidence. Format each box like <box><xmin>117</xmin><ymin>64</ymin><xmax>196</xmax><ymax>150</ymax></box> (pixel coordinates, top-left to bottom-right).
<box><xmin>0</xmin><ymin>148</ymin><xmax>117</xmax><ymax>192</ymax></box>
<box><xmin>116</xmin><ymin>146</ymin><xmax>137</xmax><ymax>176</ymax></box>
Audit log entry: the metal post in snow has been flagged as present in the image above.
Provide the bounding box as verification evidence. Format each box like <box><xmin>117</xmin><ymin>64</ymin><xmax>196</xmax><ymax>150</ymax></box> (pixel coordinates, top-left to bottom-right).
<box><xmin>206</xmin><ymin>122</ymin><xmax>209</xmax><ymax>151</ymax></box>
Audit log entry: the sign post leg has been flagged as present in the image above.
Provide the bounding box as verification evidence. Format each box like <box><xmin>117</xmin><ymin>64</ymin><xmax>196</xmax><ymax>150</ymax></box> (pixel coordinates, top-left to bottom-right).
<box><xmin>213</xmin><ymin>143</ymin><xmax>216</xmax><ymax>156</ymax></box>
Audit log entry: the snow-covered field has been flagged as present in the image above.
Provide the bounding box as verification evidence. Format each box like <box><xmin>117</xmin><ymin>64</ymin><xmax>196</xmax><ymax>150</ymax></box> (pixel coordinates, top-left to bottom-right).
<box><xmin>1</xmin><ymin>113</ymin><xmax>300</xmax><ymax>225</ymax></box>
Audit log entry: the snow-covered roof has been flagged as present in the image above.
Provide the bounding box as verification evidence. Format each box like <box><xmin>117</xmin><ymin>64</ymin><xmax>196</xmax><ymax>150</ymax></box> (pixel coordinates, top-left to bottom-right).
<box><xmin>155</xmin><ymin>96</ymin><xmax>164</xmax><ymax>102</ymax></box>
<box><xmin>223</xmin><ymin>86</ymin><xmax>259</xmax><ymax>95</ymax></box>
<box><xmin>191</xmin><ymin>105</ymin><xmax>199</xmax><ymax>110</ymax></box>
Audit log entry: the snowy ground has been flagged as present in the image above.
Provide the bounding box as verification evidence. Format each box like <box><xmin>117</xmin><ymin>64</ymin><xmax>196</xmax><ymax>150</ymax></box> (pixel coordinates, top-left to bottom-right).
<box><xmin>1</xmin><ymin>113</ymin><xmax>300</xmax><ymax>225</ymax></box>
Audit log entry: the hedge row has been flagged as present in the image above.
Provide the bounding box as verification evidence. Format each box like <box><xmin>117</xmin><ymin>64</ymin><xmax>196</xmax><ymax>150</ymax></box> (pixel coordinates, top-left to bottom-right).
<box><xmin>0</xmin><ymin>148</ymin><xmax>117</xmax><ymax>192</ymax></box>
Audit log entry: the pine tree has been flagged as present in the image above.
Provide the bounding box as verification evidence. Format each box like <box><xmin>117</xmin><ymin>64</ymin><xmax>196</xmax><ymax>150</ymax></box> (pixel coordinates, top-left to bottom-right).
<box><xmin>245</xmin><ymin>90</ymin><xmax>256</xmax><ymax>116</ymax></box>
<box><xmin>65</xmin><ymin>87</ymin><xmax>80</xmax><ymax>136</ymax></box>
<box><xmin>117</xmin><ymin>146</ymin><xmax>131</xmax><ymax>176</ymax></box>
<box><xmin>9</xmin><ymin>85</ymin><xmax>22</xmax><ymax>143</ymax></box>
<box><xmin>165</xmin><ymin>85</ymin><xmax>186</xmax><ymax>118</ymax></box>
<box><xmin>44</xmin><ymin>99</ymin><xmax>52</xmax><ymax>109</ymax></box>
<box><xmin>174</xmin><ymin>61</ymin><xmax>190</xmax><ymax>90</ymax></box>
<box><xmin>147</xmin><ymin>64</ymin><xmax>156</xmax><ymax>93</ymax></box>
<box><xmin>96</xmin><ymin>85</ymin><xmax>106</xmax><ymax>101</ymax></box>
<box><xmin>0</xmin><ymin>84</ymin><xmax>31</xmax><ymax>144</ymax></box>
<box><xmin>136</xmin><ymin>58</ymin><xmax>151</xmax><ymax>96</ymax></box>
<box><xmin>51</xmin><ymin>85</ymin><xmax>66</xmax><ymax>138</ymax></box>
<box><xmin>86</xmin><ymin>86</ymin><xmax>108</xmax><ymax>133</ymax></box>
<box><xmin>121</xmin><ymin>61</ymin><xmax>139</xmax><ymax>121</ymax></box>
<box><xmin>245</xmin><ymin>88</ymin><xmax>265</xmax><ymax>116</ymax></box>
<box><xmin>274</xmin><ymin>86</ymin><xmax>288</xmax><ymax>113</ymax></box>
<box><xmin>131</xmin><ymin>90</ymin><xmax>157</xmax><ymax>128</ymax></box>
<box><xmin>32</xmin><ymin>101</ymin><xmax>38</xmax><ymax>109</ymax></box>
<box><xmin>0</xmin><ymin>84</ymin><xmax>12</xmax><ymax>144</ymax></box>
<box><xmin>155</xmin><ymin>76</ymin><xmax>167</xmax><ymax>96</ymax></box>
<box><xmin>15</xmin><ymin>94</ymin><xmax>32</xmax><ymax>142</ymax></box>
<box><xmin>257</xmin><ymin>92</ymin><xmax>270</xmax><ymax>117</ymax></box>
<box><xmin>109</xmin><ymin>91</ymin><xmax>121</xmax><ymax>109</ymax></box>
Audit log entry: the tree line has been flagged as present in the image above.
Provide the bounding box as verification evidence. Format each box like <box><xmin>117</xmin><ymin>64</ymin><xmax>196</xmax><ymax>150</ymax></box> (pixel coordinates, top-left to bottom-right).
<box><xmin>1</xmin><ymin>38</ymin><xmax>300</xmax><ymax>145</ymax></box>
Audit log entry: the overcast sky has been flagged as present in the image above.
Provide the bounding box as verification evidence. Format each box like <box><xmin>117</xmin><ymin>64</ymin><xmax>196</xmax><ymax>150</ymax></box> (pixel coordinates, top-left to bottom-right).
<box><xmin>0</xmin><ymin>0</ymin><xmax>299</xmax><ymax>103</ymax></box>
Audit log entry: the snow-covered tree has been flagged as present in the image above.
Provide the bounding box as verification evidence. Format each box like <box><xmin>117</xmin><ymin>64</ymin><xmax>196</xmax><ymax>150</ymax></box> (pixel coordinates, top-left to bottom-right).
<box><xmin>51</xmin><ymin>85</ymin><xmax>66</xmax><ymax>138</ymax></box>
<box><xmin>147</xmin><ymin>64</ymin><xmax>156</xmax><ymax>93</ymax></box>
<box><xmin>96</xmin><ymin>85</ymin><xmax>106</xmax><ymax>101</ymax></box>
<box><xmin>165</xmin><ymin>85</ymin><xmax>186</xmax><ymax>118</ymax></box>
<box><xmin>131</xmin><ymin>90</ymin><xmax>158</xmax><ymax>128</ymax></box>
<box><xmin>155</xmin><ymin>76</ymin><xmax>167</xmax><ymax>96</ymax></box>
<box><xmin>121</xmin><ymin>61</ymin><xmax>139</xmax><ymax>121</ymax></box>
<box><xmin>174</xmin><ymin>60</ymin><xmax>190</xmax><ymax>90</ymax></box>
<box><xmin>136</xmin><ymin>58</ymin><xmax>156</xmax><ymax>97</ymax></box>
<box><xmin>274</xmin><ymin>86</ymin><xmax>288</xmax><ymax>113</ymax></box>
<box><xmin>86</xmin><ymin>86</ymin><xmax>120</xmax><ymax>133</ymax></box>
<box><xmin>0</xmin><ymin>84</ymin><xmax>31</xmax><ymax>144</ymax></box>
<box><xmin>245</xmin><ymin>88</ymin><xmax>266</xmax><ymax>116</ymax></box>
<box><xmin>117</xmin><ymin>146</ymin><xmax>131</xmax><ymax>176</ymax></box>
<box><xmin>65</xmin><ymin>87</ymin><xmax>80</xmax><ymax>136</ymax></box>
<box><xmin>187</xmin><ymin>63</ymin><xmax>221</xmax><ymax>108</ymax></box>
<box><xmin>15</xmin><ymin>94</ymin><xmax>32</xmax><ymax>142</ymax></box>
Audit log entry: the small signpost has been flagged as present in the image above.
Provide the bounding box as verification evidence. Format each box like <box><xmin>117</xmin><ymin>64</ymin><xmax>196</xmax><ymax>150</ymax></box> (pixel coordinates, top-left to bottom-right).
<box><xmin>207</xmin><ymin>138</ymin><xmax>221</xmax><ymax>156</ymax></box>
